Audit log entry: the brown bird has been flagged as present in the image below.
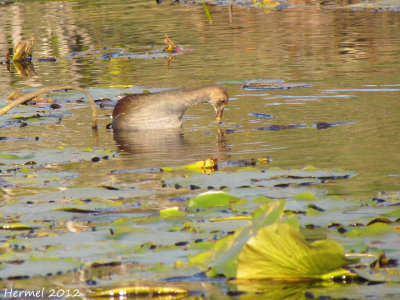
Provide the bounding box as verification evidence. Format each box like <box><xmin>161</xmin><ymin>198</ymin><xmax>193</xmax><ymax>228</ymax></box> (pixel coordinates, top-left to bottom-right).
<box><xmin>112</xmin><ymin>84</ymin><xmax>228</xmax><ymax>131</ymax></box>
<box><xmin>0</xmin><ymin>84</ymin><xmax>228</xmax><ymax>131</ymax></box>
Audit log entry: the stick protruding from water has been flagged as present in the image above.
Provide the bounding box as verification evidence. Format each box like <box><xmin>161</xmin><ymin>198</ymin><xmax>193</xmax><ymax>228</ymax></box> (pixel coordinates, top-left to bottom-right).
<box><xmin>0</xmin><ymin>85</ymin><xmax>98</xmax><ymax>129</ymax></box>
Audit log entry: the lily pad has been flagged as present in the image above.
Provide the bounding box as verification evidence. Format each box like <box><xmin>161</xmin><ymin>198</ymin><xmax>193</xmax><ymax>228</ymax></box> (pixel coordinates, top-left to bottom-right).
<box><xmin>294</xmin><ymin>192</ymin><xmax>320</xmax><ymax>201</ymax></box>
<box><xmin>243</xmin><ymin>82</ymin><xmax>314</xmax><ymax>91</ymax></box>
<box><xmin>0</xmin><ymin>148</ymin><xmax>117</xmax><ymax>167</ymax></box>
<box><xmin>248</xmin><ymin>112</ymin><xmax>276</xmax><ymax>119</ymax></box>
<box><xmin>0</xmin><ymin>256</ymin><xmax>82</xmax><ymax>280</ymax></box>
<box><xmin>349</xmin><ymin>0</ymin><xmax>400</xmax><ymax>10</ymax></box>
<box><xmin>189</xmin><ymin>201</ymin><xmax>288</xmax><ymax>277</ymax></box>
<box><xmin>0</xmin><ymin>223</ymin><xmax>33</xmax><ymax>231</ymax></box>
<box><xmin>89</xmin><ymin>286</ymin><xmax>187</xmax><ymax>298</ymax></box>
<box><xmin>353</xmin><ymin>267</ymin><xmax>400</xmax><ymax>282</ymax></box>
<box><xmin>218</xmin><ymin>78</ymin><xmax>284</xmax><ymax>85</ymax></box>
<box><xmin>187</xmin><ymin>191</ymin><xmax>243</xmax><ymax>208</ymax></box>
<box><xmin>162</xmin><ymin>158</ymin><xmax>218</xmax><ymax>174</ymax></box>
<box><xmin>344</xmin><ymin>222</ymin><xmax>396</xmax><ymax>238</ymax></box>
<box><xmin>237</xmin><ymin>223</ymin><xmax>351</xmax><ymax>280</ymax></box>
<box><xmin>190</xmin><ymin>200</ymin><xmax>354</xmax><ymax>280</ymax></box>
<box><xmin>160</xmin><ymin>207</ymin><xmax>186</xmax><ymax>219</ymax></box>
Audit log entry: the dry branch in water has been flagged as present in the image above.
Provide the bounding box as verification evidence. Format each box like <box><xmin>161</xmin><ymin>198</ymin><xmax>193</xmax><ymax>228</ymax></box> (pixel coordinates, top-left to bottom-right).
<box><xmin>163</xmin><ymin>34</ymin><xmax>177</xmax><ymax>53</ymax></box>
<box><xmin>0</xmin><ymin>85</ymin><xmax>98</xmax><ymax>129</ymax></box>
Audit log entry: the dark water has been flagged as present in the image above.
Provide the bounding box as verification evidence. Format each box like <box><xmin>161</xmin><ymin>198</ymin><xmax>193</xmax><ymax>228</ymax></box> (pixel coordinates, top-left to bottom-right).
<box><xmin>0</xmin><ymin>0</ymin><xmax>399</xmax><ymax>297</ymax></box>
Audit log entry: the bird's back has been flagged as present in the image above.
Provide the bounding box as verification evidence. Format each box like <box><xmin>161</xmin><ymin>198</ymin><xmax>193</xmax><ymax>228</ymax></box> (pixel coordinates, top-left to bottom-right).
<box><xmin>112</xmin><ymin>92</ymin><xmax>183</xmax><ymax>130</ymax></box>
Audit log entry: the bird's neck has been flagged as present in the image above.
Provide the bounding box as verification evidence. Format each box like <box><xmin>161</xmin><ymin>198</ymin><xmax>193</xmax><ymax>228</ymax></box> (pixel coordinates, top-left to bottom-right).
<box><xmin>177</xmin><ymin>86</ymin><xmax>213</xmax><ymax>109</ymax></box>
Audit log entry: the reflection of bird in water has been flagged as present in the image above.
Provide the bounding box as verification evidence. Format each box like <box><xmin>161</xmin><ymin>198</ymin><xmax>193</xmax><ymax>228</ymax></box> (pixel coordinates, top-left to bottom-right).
<box><xmin>112</xmin><ymin>84</ymin><xmax>228</xmax><ymax>131</ymax></box>
<box><xmin>113</xmin><ymin>128</ymin><xmax>185</xmax><ymax>156</ymax></box>
<box><xmin>113</xmin><ymin>127</ymin><xmax>230</xmax><ymax>168</ymax></box>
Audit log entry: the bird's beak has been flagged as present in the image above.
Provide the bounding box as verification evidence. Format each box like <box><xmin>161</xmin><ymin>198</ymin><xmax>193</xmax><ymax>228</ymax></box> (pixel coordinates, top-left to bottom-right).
<box><xmin>216</xmin><ymin>108</ymin><xmax>224</xmax><ymax>123</ymax></box>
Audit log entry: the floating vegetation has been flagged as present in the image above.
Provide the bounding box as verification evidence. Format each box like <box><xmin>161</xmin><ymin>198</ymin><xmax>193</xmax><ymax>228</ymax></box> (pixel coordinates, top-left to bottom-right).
<box><xmin>224</xmin><ymin>122</ymin><xmax>353</xmax><ymax>134</ymax></box>
<box><xmin>313</xmin><ymin>121</ymin><xmax>356</xmax><ymax>129</ymax></box>
<box><xmin>349</xmin><ymin>0</ymin><xmax>400</xmax><ymax>12</ymax></box>
<box><xmin>248</xmin><ymin>112</ymin><xmax>276</xmax><ymax>119</ymax></box>
<box><xmin>0</xmin><ymin>147</ymin><xmax>116</xmax><ymax>167</ymax></box>
<box><xmin>163</xmin><ymin>34</ymin><xmax>177</xmax><ymax>53</ymax></box>
<box><xmin>12</xmin><ymin>37</ymin><xmax>35</xmax><ymax>61</ymax></box>
<box><xmin>252</xmin><ymin>0</ymin><xmax>286</xmax><ymax>10</ymax></box>
<box><xmin>89</xmin><ymin>286</ymin><xmax>188</xmax><ymax>298</ymax></box>
<box><xmin>256</xmin><ymin>124</ymin><xmax>307</xmax><ymax>131</ymax></box>
<box><xmin>0</xmin><ymin>223</ymin><xmax>33</xmax><ymax>231</ymax></box>
<box><xmin>0</xmin><ymin>151</ymin><xmax>398</xmax><ymax>296</ymax></box>
<box><xmin>94</xmin><ymin>35</ymin><xmax>192</xmax><ymax>61</ymax></box>
<box><xmin>189</xmin><ymin>200</ymin><xmax>355</xmax><ymax>280</ymax></box>
<box><xmin>243</xmin><ymin>82</ymin><xmax>314</xmax><ymax>91</ymax></box>
<box><xmin>187</xmin><ymin>191</ymin><xmax>244</xmax><ymax>208</ymax></box>
<box><xmin>162</xmin><ymin>158</ymin><xmax>218</xmax><ymax>174</ymax></box>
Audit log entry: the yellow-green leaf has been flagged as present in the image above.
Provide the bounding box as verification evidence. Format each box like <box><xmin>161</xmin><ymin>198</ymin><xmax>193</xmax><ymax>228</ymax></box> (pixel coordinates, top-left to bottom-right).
<box><xmin>344</xmin><ymin>222</ymin><xmax>395</xmax><ymax>238</ymax></box>
<box><xmin>0</xmin><ymin>223</ymin><xmax>33</xmax><ymax>231</ymax></box>
<box><xmin>189</xmin><ymin>201</ymin><xmax>287</xmax><ymax>277</ymax></box>
<box><xmin>187</xmin><ymin>191</ymin><xmax>243</xmax><ymax>208</ymax></box>
<box><xmin>162</xmin><ymin>158</ymin><xmax>218</xmax><ymax>174</ymax></box>
<box><xmin>82</xmin><ymin>147</ymin><xmax>94</xmax><ymax>152</ymax></box>
<box><xmin>237</xmin><ymin>223</ymin><xmax>350</xmax><ymax>280</ymax></box>
<box><xmin>90</xmin><ymin>286</ymin><xmax>187</xmax><ymax>298</ymax></box>
<box><xmin>160</xmin><ymin>207</ymin><xmax>185</xmax><ymax>219</ymax></box>
<box><xmin>293</xmin><ymin>192</ymin><xmax>319</xmax><ymax>201</ymax></box>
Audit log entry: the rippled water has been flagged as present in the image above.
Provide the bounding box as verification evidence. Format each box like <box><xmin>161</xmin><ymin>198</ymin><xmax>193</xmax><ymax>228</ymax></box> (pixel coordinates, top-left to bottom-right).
<box><xmin>1</xmin><ymin>0</ymin><xmax>399</xmax><ymax>195</ymax></box>
<box><xmin>0</xmin><ymin>0</ymin><xmax>399</xmax><ymax>297</ymax></box>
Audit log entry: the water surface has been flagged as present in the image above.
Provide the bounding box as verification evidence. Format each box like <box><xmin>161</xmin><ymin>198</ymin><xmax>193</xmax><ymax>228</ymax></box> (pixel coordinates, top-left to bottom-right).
<box><xmin>0</xmin><ymin>0</ymin><xmax>399</xmax><ymax>298</ymax></box>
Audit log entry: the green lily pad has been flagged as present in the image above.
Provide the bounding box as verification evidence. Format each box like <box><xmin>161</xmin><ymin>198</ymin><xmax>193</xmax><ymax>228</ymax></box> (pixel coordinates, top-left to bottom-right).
<box><xmin>353</xmin><ymin>267</ymin><xmax>400</xmax><ymax>282</ymax></box>
<box><xmin>0</xmin><ymin>256</ymin><xmax>82</xmax><ymax>279</ymax></box>
<box><xmin>0</xmin><ymin>148</ymin><xmax>116</xmax><ymax>167</ymax></box>
<box><xmin>0</xmin><ymin>153</ymin><xmax>35</xmax><ymax>160</ymax></box>
<box><xmin>294</xmin><ymin>192</ymin><xmax>319</xmax><ymax>201</ymax></box>
<box><xmin>107</xmin><ymin>227</ymin><xmax>148</xmax><ymax>240</ymax></box>
<box><xmin>344</xmin><ymin>223</ymin><xmax>395</xmax><ymax>238</ymax></box>
<box><xmin>160</xmin><ymin>207</ymin><xmax>185</xmax><ymax>219</ymax></box>
<box><xmin>187</xmin><ymin>191</ymin><xmax>244</xmax><ymax>208</ymax></box>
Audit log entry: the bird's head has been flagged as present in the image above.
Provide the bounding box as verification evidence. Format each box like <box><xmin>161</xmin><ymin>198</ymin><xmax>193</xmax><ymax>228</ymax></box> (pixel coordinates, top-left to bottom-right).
<box><xmin>208</xmin><ymin>85</ymin><xmax>229</xmax><ymax>123</ymax></box>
